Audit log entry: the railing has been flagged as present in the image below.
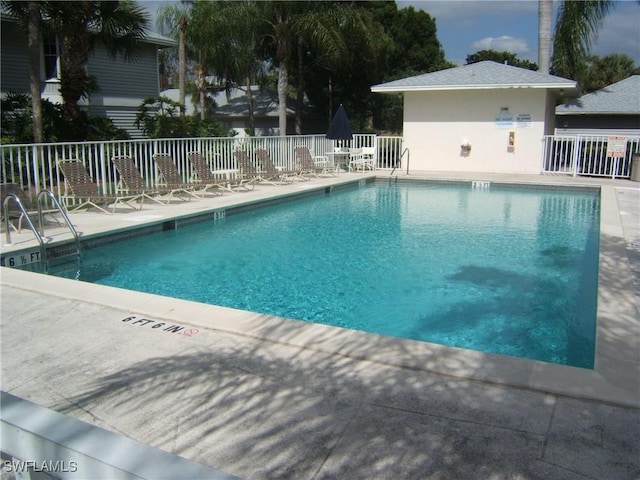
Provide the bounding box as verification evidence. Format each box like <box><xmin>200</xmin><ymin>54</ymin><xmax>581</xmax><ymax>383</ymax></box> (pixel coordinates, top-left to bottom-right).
<box><xmin>1</xmin><ymin>134</ymin><xmax>404</xmax><ymax>206</ymax></box>
<box><xmin>542</xmin><ymin>134</ymin><xmax>640</xmax><ymax>179</ymax></box>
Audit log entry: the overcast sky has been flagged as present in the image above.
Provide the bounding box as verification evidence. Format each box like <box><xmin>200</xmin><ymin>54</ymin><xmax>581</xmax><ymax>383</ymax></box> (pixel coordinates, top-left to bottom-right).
<box><xmin>141</xmin><ymin>0</ymin><xmax>640</xmax><ymax>66</ymax></box>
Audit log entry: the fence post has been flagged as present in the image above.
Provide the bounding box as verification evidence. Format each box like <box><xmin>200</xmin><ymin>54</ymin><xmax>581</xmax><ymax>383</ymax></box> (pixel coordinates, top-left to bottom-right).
<box><xmin>572</xmin><ymin>137</ymin><xmax>581</xmax><ymax>177</ymax></box>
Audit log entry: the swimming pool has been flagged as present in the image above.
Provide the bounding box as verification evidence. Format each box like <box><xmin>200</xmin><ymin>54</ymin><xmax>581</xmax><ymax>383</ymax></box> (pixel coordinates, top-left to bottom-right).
<box><xmin>50</xmin><ymin>181</ymin><xmax>600</xmax><ymax>368</ymax></box>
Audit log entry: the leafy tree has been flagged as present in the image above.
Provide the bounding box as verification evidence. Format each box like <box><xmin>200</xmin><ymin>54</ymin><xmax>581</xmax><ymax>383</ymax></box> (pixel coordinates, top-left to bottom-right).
<box><xmin>187</xmin><ymin>1</ymin><xmax>265</xmax><ymax>133</ymax></box>
<box><xmin>134</xmin><ymin>96</ymin><xmax>233</xmax><ymax>138</ymax></box>
<box><xmin>466</xmin><ymin>50</ymin><xmax>538</xmax><ymax>70</ymax></box>
<box><xmin>382</xmin><ymin>5</ymin><xmax>449</xmax><ymax>78</ymax></box>
<box><xmin>1</xmin><ymin>92</ymin><xmax>129</xmax><ymax>143</ymax></box>
<box><xmin>582</xmin><ymin>54</ymin><xmax>639</xmax><ymax>93</ymax></box>
<box><xmin>254</xmin><ymin>1</ymin><xmax>376</xmax><ymax>135</ymax></box>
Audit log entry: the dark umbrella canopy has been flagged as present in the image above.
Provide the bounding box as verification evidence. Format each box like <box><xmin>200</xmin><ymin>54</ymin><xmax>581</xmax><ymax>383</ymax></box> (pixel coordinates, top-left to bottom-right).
<box><xmin>326</xmin><ymin>104</ymin><xmax>353</xmax><ymax>141</ymax></box>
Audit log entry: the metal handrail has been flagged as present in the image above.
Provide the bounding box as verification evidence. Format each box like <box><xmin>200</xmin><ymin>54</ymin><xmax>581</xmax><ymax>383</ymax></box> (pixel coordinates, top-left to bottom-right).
<box><xmin>390</xmin><ymin>147</ymin><xmax>410</xmax><ymax>177</ymax></box>
<box><xmin>3</xmin><ymin>190</ymin><xmax>81</xmax><ymax>271</ymax></box>
<box><xmin>3</xmin><ymin>195</ymin><xmax>46</xmax><ymax>264</ymax></box>
<box><xmin>37</xmin><ymin>190</ymin><xmax>80</xmax><ymax>244</ymax></box>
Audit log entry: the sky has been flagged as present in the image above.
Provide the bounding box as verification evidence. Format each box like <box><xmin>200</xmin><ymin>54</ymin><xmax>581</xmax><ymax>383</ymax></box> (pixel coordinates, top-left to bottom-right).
<box><xmin>142</xmin><ymin>0</ymin><xmax>640</xmax><ymax>67</ymax></box>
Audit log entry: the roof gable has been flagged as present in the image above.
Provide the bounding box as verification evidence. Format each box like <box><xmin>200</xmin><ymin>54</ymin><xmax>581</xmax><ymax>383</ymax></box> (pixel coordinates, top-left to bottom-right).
<box><xmin>371</xmin><ymin>61</ymin><xmax>577</xmax><ymax>94</ymax></box>
<box><xmin>556</xmin><ymin>75</ymin><xmax>640</xmax><ymax>115</ymax></box>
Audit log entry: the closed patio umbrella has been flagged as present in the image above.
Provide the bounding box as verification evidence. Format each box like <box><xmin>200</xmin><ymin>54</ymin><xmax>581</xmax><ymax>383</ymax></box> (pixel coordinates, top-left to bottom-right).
<box><xmin>326</xmin><ymin>104</ymin><xmax>353</xmax><ymax>144</ymax></box>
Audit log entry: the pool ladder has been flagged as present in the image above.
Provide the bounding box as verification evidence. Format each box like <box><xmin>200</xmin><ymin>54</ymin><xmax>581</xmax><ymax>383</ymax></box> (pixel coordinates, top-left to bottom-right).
<box><xmin>3</xmin><ymin>190</ymin><xmax>81</xmax><ymax>272</ymax></box>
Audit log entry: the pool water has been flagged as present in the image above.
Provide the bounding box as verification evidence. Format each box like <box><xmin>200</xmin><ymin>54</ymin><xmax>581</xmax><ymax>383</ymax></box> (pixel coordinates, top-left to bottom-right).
<box><xmin>52</xmin><ymin>182</ymin><xmax>600</xmax><ymax>368</ymax></box>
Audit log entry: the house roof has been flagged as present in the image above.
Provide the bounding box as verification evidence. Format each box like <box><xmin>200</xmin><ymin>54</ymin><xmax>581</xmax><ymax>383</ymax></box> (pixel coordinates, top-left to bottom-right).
<box><xmin>0</xmin><ymin>12</ymin><xmax>177</xmax><ymax>48</ymax></box>
<box><xmin>555</xmin><ymin>75</ymin><xmax>640</xmax><ymax>115</ymax></box>
<box><xmin>371</xmin><ymin>61</ymin><xmax>578</xmax><ymax>95</ymax></box>
<box><xmin>144</xmin><ymin>31</ymin><xmax>177</xmax><ymax>48</ymax></box>
<box><xmin>213</xmin><ymin>87</ymin><xmax>296</xmax><ymax>117</ymax></box>
<box><xmin>160</xmin><ymin>86</ymin><xmax>299</xmax><ymax>117</ymax></box>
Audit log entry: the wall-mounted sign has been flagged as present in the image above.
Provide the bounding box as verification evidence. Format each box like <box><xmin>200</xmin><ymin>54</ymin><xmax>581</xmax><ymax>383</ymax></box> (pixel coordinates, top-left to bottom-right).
<box><xmin>495</xmin><ymin>110</ymin><xmax>514</xmax><ymax>129</ymax></box>
<box><xmin>516</xmin><ymin>114</ymin><xmax>531</xmax><ymax>128</ymax></box>
<box><xmin>606</xmin><ymin>136</ymin><xmax>627</xmax><ymax>157</ymax></box>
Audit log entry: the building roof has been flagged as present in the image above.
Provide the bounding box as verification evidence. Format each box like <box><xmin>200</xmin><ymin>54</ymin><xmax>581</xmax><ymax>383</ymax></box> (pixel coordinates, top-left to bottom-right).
<box><xmin>371</xmin><ymin>61</ymin><xmax>578</xmax><ymax>94</ymax></box>
<box><xmin>555</xmin><ymin>75</ymin><xmax>640</xmax><ymax>115</ymax></box>
<box><xmin>0</xmin><ymin>12</ymin><xmax>177</xmax><ymax>48</ymax></box>
<box><xmin>160</xmin><ymin>86</ymin><xmax>298</xmax><ymax>117</ymax></box>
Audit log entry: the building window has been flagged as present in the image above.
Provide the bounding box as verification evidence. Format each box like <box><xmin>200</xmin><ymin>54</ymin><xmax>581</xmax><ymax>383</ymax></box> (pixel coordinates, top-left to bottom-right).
<box><xmin>43</xmin><ymin>35</ymin><xmax>60</xmax><ymax>80</ymax></box>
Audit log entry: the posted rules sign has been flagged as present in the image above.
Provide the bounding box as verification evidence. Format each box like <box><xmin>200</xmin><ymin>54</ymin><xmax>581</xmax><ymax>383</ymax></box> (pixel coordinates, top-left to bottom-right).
<box><xmin>607</xmin><ymin>136</ymin><xmax>627</xmax><ymax>157</ymax></box>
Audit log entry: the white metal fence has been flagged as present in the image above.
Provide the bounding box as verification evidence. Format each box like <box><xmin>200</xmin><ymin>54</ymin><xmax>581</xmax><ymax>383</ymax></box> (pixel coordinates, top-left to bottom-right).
<box><xmin>542</xmin><ymin>134</ymin><xmax>640</xmax><ymax>179</ymax></box>
<box><xmin>1</xmin><ymin>134</ymin><xmax>404</xmax><ymax>202</ymax></box>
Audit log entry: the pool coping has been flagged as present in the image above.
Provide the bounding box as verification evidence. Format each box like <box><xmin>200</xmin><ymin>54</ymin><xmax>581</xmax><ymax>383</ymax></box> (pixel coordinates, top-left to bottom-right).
<box><xmin>1</xmin><ymin>172</ymin><xmax>639</xmax><ymax>408</ymax></box>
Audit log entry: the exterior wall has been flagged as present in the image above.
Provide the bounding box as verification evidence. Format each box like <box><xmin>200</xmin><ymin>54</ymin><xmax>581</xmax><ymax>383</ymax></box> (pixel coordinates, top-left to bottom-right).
<box><xmin>555</xmin><ymin>114</ymin><xmax>640</xmax><ymax>136</ymax></box>
<box><xmin>0</xmin><ymin>21</ymin><xmax>30</xmax><ymax>96</ymax></box>
<box><xmin>402</xmin><ymin>89</ymin><xmax>549</xmax><ymax>174</ymax></box>
<box><xmin>1</xmin><ymin>18</ymin><xmax>163</xmax><ymax>138</ymax></box>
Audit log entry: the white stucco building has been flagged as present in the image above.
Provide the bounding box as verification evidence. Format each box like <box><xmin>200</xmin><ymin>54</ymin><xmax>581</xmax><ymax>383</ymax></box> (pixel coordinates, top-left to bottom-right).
<box><xmin>372</xmin><ymin>61</ymin><xmax>578</xmax><ymax>174</ymax></box>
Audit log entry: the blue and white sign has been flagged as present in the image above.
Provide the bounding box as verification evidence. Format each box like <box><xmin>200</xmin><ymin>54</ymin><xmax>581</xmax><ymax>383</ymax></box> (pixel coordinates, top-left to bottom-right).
<box><xmin>495</xmin><ymin>110</ymin><xmax>514</xmax><ymax>129</ymax></box>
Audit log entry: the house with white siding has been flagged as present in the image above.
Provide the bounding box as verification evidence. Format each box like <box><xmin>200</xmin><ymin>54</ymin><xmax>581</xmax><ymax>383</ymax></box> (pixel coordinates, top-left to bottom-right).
<box><xmin>0</xmin><ymin>14</ymin><xmax>176</xmax><ymax>139</ymax></box>
<box><xmin>371</xmin><ymin>61</ymin><xmax>578</xmax><ymax>174</ymax></box>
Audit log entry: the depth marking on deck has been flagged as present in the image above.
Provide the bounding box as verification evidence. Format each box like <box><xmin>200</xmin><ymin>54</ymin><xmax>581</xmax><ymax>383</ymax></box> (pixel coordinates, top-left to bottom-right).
<box><xmin>121</xmin><ymin>316</ymin><xmax>200</xmax><ymax>337</ymax></box>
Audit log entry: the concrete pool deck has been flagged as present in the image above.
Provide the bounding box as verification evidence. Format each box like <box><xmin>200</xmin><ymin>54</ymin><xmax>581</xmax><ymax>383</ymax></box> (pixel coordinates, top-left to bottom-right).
<box><xmin>1</xmin><ymin>171</ymin><xmax>639</xmax><ymax>479</ymax></box>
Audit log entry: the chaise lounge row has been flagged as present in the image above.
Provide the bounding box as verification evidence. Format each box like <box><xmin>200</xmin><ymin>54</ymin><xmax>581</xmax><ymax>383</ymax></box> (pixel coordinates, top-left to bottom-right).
<box><xmin>54</xmin><ymin>146</ymin><xmax>340</xmax><ymax>215</ymax></box>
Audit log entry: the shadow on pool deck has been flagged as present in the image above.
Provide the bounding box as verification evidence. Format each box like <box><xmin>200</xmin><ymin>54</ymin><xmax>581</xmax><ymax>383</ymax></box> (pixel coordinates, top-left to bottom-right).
<box><xmin>1</xmin><ymin>172</ymin><xmax>639</xmax><ymax>479</ymax></box>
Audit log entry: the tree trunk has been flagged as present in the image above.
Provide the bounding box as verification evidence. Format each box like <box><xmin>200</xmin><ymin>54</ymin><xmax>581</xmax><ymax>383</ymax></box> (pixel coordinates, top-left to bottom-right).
<box><xmin>538</xmin><ymin>0</ymin><xmax>553</xmax><ymax>74</ymax></box>
<box><xmin>178</xmin><ymin>17</ymin><xmax>187</xmax><ymax>115</ymax></box>
<box><xmin>295</xmin><ymin>34</ymin><xmax>304</xmax><ymax>135</ymax></box>
<box><xmin>27</xmin><ymin>1</ymin><xmax>43</xmax><ymax>143</ymax></box>
<box><xmin>245</xmin><ymin>77</ymin><xmax>255</xmax><ymax>136</ymax></box>
<box><xmin>196</xmin><ymin>63</ymin><xmax>206</xmax><ymax>120</ymax></box>
<box><xmin>59</xmin><ymin>28</ymin><xmax>89</xmax><ymax>126</ymax></box>
<box><xmin>277</xmin><ymin>61</ymin><xmax>288</xmax><ymax>136</ymax></box>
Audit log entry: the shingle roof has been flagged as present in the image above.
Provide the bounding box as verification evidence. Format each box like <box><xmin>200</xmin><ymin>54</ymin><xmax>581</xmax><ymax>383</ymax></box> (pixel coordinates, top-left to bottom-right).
<box><xmin>371</xmin><ymin>61</ymin><xmax>577</xmax><ymax>93</ymax></box>
<box><xmin>555</xmin><ymin>75</ymin><xmax>640</xmax><ymax>115</ymax></box>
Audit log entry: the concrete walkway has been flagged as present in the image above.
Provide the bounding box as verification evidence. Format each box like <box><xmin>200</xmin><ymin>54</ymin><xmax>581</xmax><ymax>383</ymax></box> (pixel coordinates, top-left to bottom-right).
<box><xmin>1</xmin><ymin>172</ymin><xmax>639</xmax><ymax>479</ymax></box>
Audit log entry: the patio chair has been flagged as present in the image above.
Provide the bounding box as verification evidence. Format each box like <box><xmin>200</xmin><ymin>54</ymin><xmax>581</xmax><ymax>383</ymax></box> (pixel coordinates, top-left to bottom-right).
<box><xmin>111</xmin><ymin>156</ymin><xmax>166</xmax><ymax>206</ymax></box>
<box><xmin>349</xmin><ymin>146</ymin><xmax>376</xmax><ymax>172</ymax></box>
<box><xmin>1</xmin><ymin>183</ymin><xmax>62</xmax><ymax>232</ymax></box>
<box><xmin>254</xmin><ymin>149</ymin><xmax>299</xmax><ymax>185</ymax></box>
<box><xmin>233</xmin><ymin>150</ymin><xmax>263</xmax><ymax>186</ymax></box>
<box><xmin>58</xmin><ymin>160</ymin><xmax>138</xmax><ymax>214</ymax></box>
<box><xmin>152</xmin><ymin>154</ymin><xmax>200</xmax><ymax>202</ymax></box>
<box><xmin>187</xmin><ymin>152</ymin><xmax>253</xmax><ymax>194</ymax></box>
<box><xmin>294</xmin><ymin>146</ymin><xmax>335</xmax><ymax>177</ymax></box>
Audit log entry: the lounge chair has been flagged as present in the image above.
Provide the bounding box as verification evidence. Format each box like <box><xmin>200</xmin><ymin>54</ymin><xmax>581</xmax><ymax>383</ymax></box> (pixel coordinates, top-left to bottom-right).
<box><xmin>58</xmin><ymin>160</ymin><xmax>138</xmax><ymax>214</ymax></box>
<box><xmin>349</xmin><ymin>146</ymin><xmax>376</xmax><ymax>171</ymax></box>
<box><xmin>1</xmin><ymin>183</ymin><xmax>62</xmax><ymax>232</ymax></box>
<box><xmin>187</xmin><ymin>152</ymin><xmax>253</xmax><ymax>194</ymax></box>
<box><xmin>254</xmin><ymin>149</ymin><xmax>298</xmax><ymax>184</ymax></box>
<box><xmin>111</xmin><ymin>156</ymin><xmax>166</xmax><ymax>206</ymax></box>
<box><xmin>294</xmin><ymin>146</ymin><xmax>335</xmax><ymax>177</ymax></box>
<box><xmin>233</xmin><ymin>150</ymin><xmax>263</xmax><ymax>186</ymax></box>
<box><xmin>152</xmin><ymin>154</ymin><xmax>200</xmax><ymax>201</ymax></box>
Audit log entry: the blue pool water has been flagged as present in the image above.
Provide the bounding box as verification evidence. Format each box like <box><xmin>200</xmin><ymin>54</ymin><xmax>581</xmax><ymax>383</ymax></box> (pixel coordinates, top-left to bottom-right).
<box><xmin>51</xmin><ymin>182</ymin><xmax>600</xmax><ymax>368</ymax></box>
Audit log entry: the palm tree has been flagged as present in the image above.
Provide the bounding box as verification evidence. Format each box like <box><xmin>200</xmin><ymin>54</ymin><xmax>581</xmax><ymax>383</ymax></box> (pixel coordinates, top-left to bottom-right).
<box><xmin>156</xmin><ymin>2</ymin><xmax>190</xmax><ymax>115</ymax></box>
<box><xmin>538</xmin><ymin>0</ymin><xmax>614</xmax><ymax>82</ymax></box>
<box><xmin>256</xmin><ymin>1</ymin><xmax>373</xmax><ymax>135</ymax></box>
<box><xmin>2</xmin><ymin>0</ymin><xmax>44</xmax><ymax>142</ymax></box>
<box><xmin>537</xmin><ymin>0</ymin><xmax>553</xmax><ymax>74</ymax></box>
<box><xmin>42</xmin><ymin>1</ymin><xmax>149</xmax><ymax>130</ymax></box>
<box><xmin>551</xmin><ymin>0</ymin><xmax>614</xmax><ymax>84</ymax></box>
<box><xmin>187</xmin><ymin>1</ymin><xmax>264</xmax><ymax>131</ymax></box>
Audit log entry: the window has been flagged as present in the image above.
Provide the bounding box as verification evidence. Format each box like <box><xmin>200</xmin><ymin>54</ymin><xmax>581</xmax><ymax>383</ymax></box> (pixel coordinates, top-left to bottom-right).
<box><xmin>43</xmin><ymin>35</ymin><xmax>60</xmax><ymax>80</ymax></box>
